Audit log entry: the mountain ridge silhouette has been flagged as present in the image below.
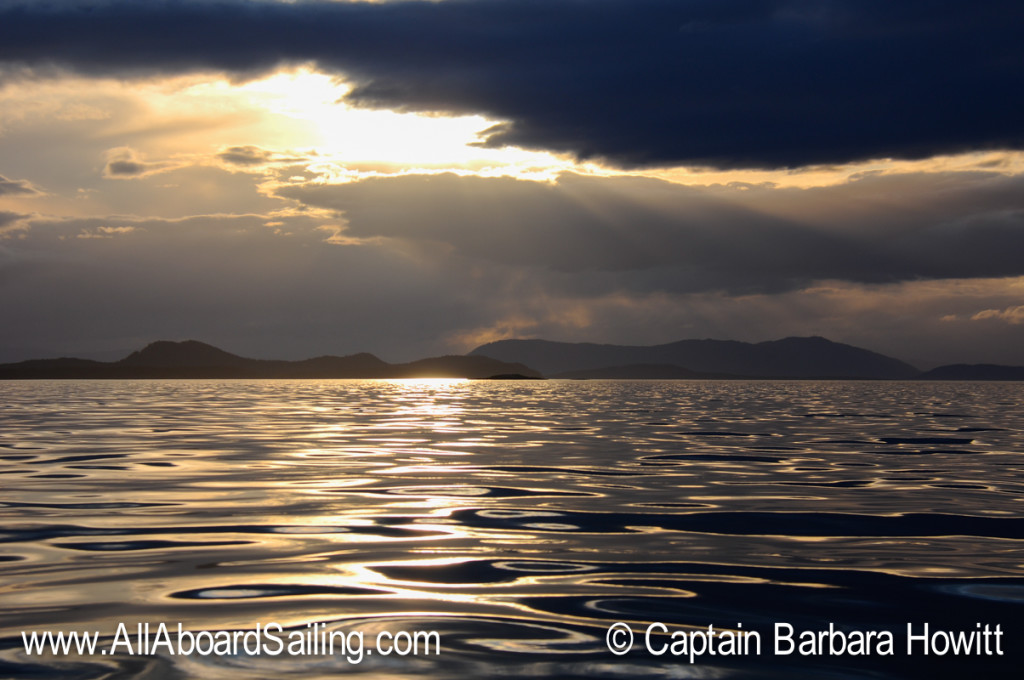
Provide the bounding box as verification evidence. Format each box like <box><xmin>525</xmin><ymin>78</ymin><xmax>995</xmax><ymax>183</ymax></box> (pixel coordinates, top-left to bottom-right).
<box><xmin>470</xmin><ymin>335</ymin><xmax>921</xmax><ymax>379</ymax></box>
<box><xmin>3</xmin><ymin>337</ymin><xmax>1023</xmax><ymax>380</ymax></box>
<box><xmin>0</xmin><ymin>340</ymin><xmax>540</xmax><ymax>380</ymax></box>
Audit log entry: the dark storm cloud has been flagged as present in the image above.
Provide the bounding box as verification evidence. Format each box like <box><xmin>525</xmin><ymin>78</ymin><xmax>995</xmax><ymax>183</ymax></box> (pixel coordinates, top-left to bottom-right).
<box><xmin>277</xmin><ymin>170</ymin><xmax>1024</xmax><ymax>293</ymax></box>
<box><xmin>0</xmin><ymin>174</ymin><xmax>39</xmax><ymax>196</ymax></box>
<box><xmin>1</xmin><ymin>0</ymin><xmax>1021</xmax><ymax>168</ymax></box>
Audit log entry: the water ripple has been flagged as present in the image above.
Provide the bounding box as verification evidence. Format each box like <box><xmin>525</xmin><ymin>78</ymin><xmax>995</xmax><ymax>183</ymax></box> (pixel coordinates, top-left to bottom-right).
<box><xmin>1</xmin><ymin>379</ymin><xmax>1022</xmax><ymax>678</ymax></box>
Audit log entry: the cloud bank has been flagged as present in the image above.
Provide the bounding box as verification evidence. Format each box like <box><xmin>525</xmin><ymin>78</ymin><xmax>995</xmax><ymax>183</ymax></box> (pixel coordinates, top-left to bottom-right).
<box><xmin>5</xmin><ymin>168</ymin><xmax>1023</xmax><ymax>366</ymax></box>
<box><xmin>278</xmin><ymin>170</ymin><xmax>1024</xmax><ymax>292</ymax></box>
<box><xmin>1</xmin><ymin>0</ymin><xmax>1021</xmax><ymax>168</ymax></box>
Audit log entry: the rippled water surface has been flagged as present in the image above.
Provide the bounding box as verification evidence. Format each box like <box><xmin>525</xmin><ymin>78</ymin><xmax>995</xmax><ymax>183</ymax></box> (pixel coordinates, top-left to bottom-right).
<box><xmin>1</xmin><ymin>379</ymin><xmax>1023</xmax><ymax>678</ymax></box>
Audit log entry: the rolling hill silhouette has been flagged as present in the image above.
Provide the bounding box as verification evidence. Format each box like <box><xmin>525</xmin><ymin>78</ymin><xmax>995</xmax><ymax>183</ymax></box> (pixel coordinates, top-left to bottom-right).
<box><xmin>470</xmin><ymin>336</ymin><xmax>920</xmax><ymax>379</ymax></box>
<box><xmin>0</xmin><ymin>340</ymin><xmax>541</xmax><ymax>380</ymax></box>
<box><xmin>3</xmin><ymin>337</ymin><xmax>1023</xmax><ymax>380</ymax></box>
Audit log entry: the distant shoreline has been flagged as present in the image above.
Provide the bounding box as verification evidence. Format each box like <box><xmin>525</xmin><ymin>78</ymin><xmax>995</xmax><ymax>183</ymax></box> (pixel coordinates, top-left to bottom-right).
<box><xmin>3</xmin><ymin>339</ymin><xmax>1023</xmax><ymax>381</ymax></box>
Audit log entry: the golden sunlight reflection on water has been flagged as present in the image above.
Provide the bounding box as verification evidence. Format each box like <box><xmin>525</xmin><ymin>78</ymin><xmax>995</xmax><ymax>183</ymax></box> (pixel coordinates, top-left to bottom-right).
<box><xmin>1</xmin><ymin>379</ymin><xmax>1023</xmax><ymax>677</ymax></box>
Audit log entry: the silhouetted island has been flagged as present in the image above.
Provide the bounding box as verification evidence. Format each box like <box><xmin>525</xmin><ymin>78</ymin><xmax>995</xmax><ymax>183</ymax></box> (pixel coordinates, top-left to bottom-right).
<box><xmin>0</xmin><ymin>340</ymin><xmax>542</xmax><ymax>380</ymax></box>
<box><xmin>4</xmin><ymin>337</ymin><xmax>1023</xmax><ymax>381</ymax></box>
<box><xmin>471</xmin><ymin>336</ymin><xmax>1024</xmax><ymax>380</ymax></box>
<box><xmin>470</xmin><ymin>336</ymin><xmax>921</xmax><ymax>379</ymax></box>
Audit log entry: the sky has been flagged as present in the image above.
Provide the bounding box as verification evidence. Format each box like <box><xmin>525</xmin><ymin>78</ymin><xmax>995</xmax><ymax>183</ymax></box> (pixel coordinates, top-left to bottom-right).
<box><xmin>1</xmin><ymin>0</ymin><xmax>1023</xmax><ymax>367</ymax></box>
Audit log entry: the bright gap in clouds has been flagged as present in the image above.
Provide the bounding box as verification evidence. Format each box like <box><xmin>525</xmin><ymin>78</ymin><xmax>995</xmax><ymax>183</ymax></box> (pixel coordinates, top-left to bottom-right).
<box><xmin>219</xmin><ymin>67</ymin><xmax>571</xmax><ymax>175</ymax></box>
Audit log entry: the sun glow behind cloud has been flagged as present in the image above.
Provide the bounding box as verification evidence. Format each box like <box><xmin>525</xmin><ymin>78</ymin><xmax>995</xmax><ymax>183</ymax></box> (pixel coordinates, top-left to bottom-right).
<box><xmin>0</xmin><ymin>66</ymin><xmax>576</xmax><ymax>190</ymax></box>
<box><xmin>217</xmin><ymin>67</ymin><xmax>574</xmax><ymax>175</ymax></box>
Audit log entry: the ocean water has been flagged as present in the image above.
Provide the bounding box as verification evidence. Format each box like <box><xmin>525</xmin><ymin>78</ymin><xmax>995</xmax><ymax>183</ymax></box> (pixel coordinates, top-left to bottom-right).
<box><xmin>0</xmin><ymin>379</ymin><xmax>1022</xmax><ymax>679</ymax></box>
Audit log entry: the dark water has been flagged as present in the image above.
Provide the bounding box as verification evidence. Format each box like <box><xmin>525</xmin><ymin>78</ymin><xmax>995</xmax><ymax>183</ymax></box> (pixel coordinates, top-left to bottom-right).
<box><xmin>1</xmin><ymin>379</ymin><xmax>1022</xmax><ymax>678</ymax></box>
